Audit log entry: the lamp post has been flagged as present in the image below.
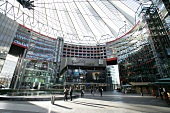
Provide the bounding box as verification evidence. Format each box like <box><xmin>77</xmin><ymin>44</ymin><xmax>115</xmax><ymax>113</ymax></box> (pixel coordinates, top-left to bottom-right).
<box><xmin>124</xmin><ymin>21</ymin><xmax>127</xmax><ymax>33</ymax></box>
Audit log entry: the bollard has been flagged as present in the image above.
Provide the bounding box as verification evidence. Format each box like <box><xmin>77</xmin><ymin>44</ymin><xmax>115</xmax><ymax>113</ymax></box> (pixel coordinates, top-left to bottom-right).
<box><xmin>51</xmin><ymin>96</ymin><xmax>55</xmax><ymax>105</ymax></box>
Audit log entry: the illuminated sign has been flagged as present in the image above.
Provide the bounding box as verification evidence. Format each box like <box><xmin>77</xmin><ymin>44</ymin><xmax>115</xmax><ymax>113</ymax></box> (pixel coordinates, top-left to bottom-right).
<box><xmin>13</xmin><ymin>40</ymin><xmax>28</xmax><ymax>47</ymax></box>
<box><xmin>72</xmin><ymin>59</ymin><xmax>86</xmax><ymax>64</ymax></box>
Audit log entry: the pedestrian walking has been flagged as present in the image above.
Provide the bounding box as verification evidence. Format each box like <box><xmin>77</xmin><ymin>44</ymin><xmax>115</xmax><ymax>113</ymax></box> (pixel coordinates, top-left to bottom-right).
<box><xmin>64</xmin><ymin>87</ymin><xmax>68</xmax><ymax>101</ymax></box>
<box><xmin>99</xmin><ymin>87</ymin><xmax>103</xmax><ymax>97</ymax></box>
<box><xmin>69</xmin><ymin>86</ymin><xmax>73</xmax><ymax>101</ymax></box>
<box><xmin>159</xmin><ymin>88</ymin><xmax>163</xmax><ymax>100</ymax></box>
<box><xmin>140</xmin><ymin>87</ymin><xmax>143</xmax><ymax>96</ymax></box>
<box><xmin>81</xmin><ymin>88</ymin><xmax>84</xmax><ymax>97</ymax></box>
<box><xmin>91</xmin><ymin>87</ymin><xmax>94</xmax><ymax>97</ymax></box>
<box><xmin>155</xmin><ymin>90</ymin><xmax>159</xmax><ymax>98</ymax></box>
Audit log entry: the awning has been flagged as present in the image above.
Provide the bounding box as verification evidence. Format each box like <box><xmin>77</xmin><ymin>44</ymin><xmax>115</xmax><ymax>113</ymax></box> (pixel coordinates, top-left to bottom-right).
<box><xmin>152</xmin><ymin>82</ymin><xmax>170</xmax><ymax>85</ymax></box>
<box><xmin>130</xmin><ymin>82</ymin><xmax>151</xmax><ymax>86</ymax></box>
<box><xmin>158</xmin><ymin>78</ymin><xmax>170</xmax><ymax>82</ymax></box>
<box><xmin>122</xmin><ymin>84</ymin><xmax>132</xmax><ymax>87</ymax></box>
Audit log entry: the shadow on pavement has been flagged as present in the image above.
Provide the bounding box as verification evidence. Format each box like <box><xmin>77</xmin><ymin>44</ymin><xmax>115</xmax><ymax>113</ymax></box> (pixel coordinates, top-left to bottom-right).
<box><xmin>54</xmin><ymin>103</ymin><xmax>72</xmax><ymax>109</ymax></box>
<box><xmin>71</xmin><ymin>101</ymin><xmax>105</xmax><ymax>108</ymax></box>
<box><xmin>73</xmin><ymin>101</ymin><xmax>119</xmax><ymax>108</ymax></box>
<box><xmin>82</xmin><ymin>91</ymin><xmax>170</xmax><ymax>108</ymax></box>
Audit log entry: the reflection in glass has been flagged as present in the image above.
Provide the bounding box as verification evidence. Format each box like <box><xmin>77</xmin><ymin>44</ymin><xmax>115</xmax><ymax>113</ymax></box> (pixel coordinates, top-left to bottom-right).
<box><xmin>67</xmin><ymin>69</ymin><xmax>72</xmax><ymax>77</ymax></box>
<box><xmin>73</xmin><ymin>69</ymin><xmax>79</xmax><ymax>77</ymax></box>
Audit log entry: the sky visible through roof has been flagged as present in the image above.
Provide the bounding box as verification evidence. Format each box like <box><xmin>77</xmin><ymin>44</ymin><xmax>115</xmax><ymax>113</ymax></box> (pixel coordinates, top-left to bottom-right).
<box><xmin>0</xmin><ymin>0</ymin><xmax>144</xmax><ymax>45</ymax></box>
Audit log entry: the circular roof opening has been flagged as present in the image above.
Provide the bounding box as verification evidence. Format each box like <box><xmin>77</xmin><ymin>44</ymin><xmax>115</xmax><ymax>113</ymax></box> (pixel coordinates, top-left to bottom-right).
<box><xmin>0</xmin><ymin>0</ymin><xmax>148</xmax><ymax>45</ymax></box>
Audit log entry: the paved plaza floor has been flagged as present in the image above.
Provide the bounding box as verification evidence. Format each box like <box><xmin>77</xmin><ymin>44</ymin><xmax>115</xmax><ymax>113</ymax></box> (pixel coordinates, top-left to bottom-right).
<box><xmin>0</xmin><ymin>91</ymin><xmax>170</xmax><ymax>113</ymax></box>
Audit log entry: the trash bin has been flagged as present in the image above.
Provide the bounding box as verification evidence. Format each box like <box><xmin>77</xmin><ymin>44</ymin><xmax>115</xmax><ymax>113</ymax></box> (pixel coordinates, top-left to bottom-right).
<box><xmin>51</xmin><ymin>96</ymin><xmax>55</xmax><ymax>105</ymax></box>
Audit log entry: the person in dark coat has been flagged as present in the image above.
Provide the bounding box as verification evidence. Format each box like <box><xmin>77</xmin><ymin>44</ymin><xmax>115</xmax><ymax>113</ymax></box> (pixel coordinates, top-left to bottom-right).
<box><xmin>140</xmin><ymin>87</ymin><xmax>143</xmax><ymax>96</ymax></box>
<box><xmin>91</xmin><ymin>87</ymin><xmax>94</xmax><ymax>96</ymax></box>
<box><xmin>81</xmin><ymin>88</ymin><xmax>84</xmax><ymax>97</ymax></box>
<box><xmin>64</xmin><ymin>87</ymin><xmax>68</xmax><ymax>101</ymax></box>
<box><xmin>99</xmin><ymin>87</ymin><xmax>103</xmax><ymax>97</ymax></box>
<box><xmin>69</xmin><ymin>87</ymin><xmax>73</xmax><ymax>101</ymax></box>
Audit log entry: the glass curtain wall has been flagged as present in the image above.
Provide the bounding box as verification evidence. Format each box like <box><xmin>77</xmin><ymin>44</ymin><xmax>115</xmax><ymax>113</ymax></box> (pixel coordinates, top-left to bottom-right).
<box><xmin>21</xmin><ymin>60</ymin><xmax>52</xmax><ymax>89</ymax></box>
<box><xmin>113</xmin><ymin>21</ymin><xmax>157</xmax><ymax>84</ymax></box>
<box><xmin>13</xmin><ymin>25</ymin><xmax>63</xmax><ymax>90</ymax></box>
<box><xmin>143</xmin><ymin>2</ymin><xmax>170</xmax><ymax>78</ymax></box>
<box><xmin>112</xmin><ymin>1</ymin><xmax>170</xmax><ymax>89</ymax></box>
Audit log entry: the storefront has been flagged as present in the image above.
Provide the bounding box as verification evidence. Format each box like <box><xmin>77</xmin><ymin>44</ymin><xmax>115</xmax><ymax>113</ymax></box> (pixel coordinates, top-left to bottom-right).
<box><xmin>59</xmin><ymin>57</ymin><xmax>108</xmax><ymax>90</ymax></box>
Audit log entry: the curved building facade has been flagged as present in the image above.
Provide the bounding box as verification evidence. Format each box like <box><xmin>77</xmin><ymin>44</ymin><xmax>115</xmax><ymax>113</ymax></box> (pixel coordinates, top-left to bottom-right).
<box><xmin>0</xmin><ymin>0</ymin><xmax>170</xmax><ymax>92</ymax></box>
<box><xmin>10</xmin><ymin>24</ymin><xmax>64</xmax><ymax>89</ymax></box>
<box><xmin>0</xmin><ymin>16</ymin><xmax>109</xmax><ymax>90</ymax></box>
<box><xmin>59</xmin><ymin>43</ymin><xmax>107</xmax><ymax>90</ymax></box>
<box><xmin>107</xmin><ymin>0</ymin><xmax>170</xmax><ymax>93</ymax></box>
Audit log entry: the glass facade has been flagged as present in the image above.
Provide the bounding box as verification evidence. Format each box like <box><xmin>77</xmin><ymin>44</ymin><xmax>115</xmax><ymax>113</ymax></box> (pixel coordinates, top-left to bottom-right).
<box><xmin>106</xmin><ymin>1</ymin><xmax>170</xmax><ymax>91</ymax></box>
<box><xmin>0</xmin><ymin>1</ymin><xmax>170</xmax><ymax>91</ymax></box>
<box><xmin>11</xmin><ymin>25</ymin><xmax>64</xmax><ymax>89</ymax></box>
<box><xmin>59</xmin><ymin>44</ymin><xmax>107</xmax><ymax>90</ymax></box>
<box><xmin>144</xmin><ymin>3</ymin><xmax>170</xmax><ymax>78</ymax></box>
<box><xmin>13</xmin><ymin>25</ymin><xmax>31</xmax><ymax>48</ymax></box>
<box><xmin>106</xmin><ymin>65</ymin><xmax>120</xmax><ymax>90</ymax></box>
<box><xmin>20</xmin><ymin>60</ymin><xmax>52</xmax><ymax>89</ymax></box>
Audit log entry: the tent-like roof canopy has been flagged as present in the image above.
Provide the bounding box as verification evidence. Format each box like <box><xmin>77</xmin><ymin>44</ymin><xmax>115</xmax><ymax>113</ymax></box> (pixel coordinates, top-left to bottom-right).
<box><xmin>0</xmin><ymin>0</ymin><xmax>152</xmax><ymax>45</ymax></box>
